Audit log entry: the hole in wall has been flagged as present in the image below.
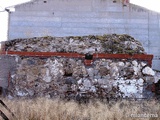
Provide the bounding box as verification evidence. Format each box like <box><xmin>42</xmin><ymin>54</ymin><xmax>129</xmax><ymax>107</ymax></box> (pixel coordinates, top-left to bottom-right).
<box><xmin>0</xmin><ymin>87</ymin><xmax>2</xmax><ymax>95</ymax></box>
<box><xmin>123</xmin><ymin>4</ymin><xmax>127</xmax><ymax>7</ymax></box>
<box><xmin>85</xmin><ymin>54</ymin><xmax>93</xmax><ymax>60</ymax></box>
<box><xmin>44</xmin><ymin>1</ymin><xmax>47</xmax><ymax>3</ymax></box>
<box><xmin>155</xmin><ymin>80</ymin><xmax>160</xmax><ymax>95</ymax></box>
<box><xmin>64</xmin><ymin>72</ymin><xmax>73</xmax><ymax>77</ymax></box>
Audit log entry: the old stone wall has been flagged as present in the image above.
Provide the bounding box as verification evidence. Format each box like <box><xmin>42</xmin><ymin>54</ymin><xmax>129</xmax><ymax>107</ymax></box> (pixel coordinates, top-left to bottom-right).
<box><xmin>3</xmin><ymin>34</ymin><xmax>159</xmax><ymax>100</ymax></box>
<box><xmin>8</xmin><ymin>56</ymin><xmax>155</xmax><ymax>100</ymax></box>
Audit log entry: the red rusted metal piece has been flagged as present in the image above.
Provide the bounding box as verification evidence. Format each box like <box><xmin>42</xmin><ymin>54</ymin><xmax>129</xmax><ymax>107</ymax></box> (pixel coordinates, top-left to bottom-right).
<box><xmin>93</xmin><ymin>53</ymin><xmax>153</xmax><ymax>60</ymax></box>
<box><xmin>84</xmin><ymin>60</ymin><xmax>93</xmax><ymax>66</ymax></box>
<box><xmin>93</xmin><ymin>53</ymin><xmax>153</xmax><ymax>66</ymax></box>
<box><xmin>0</xmin><ymin>51</ymin><xmax>153</xmax><ymax>66</ymax></box>
<box><xmin>0</xmin><ymin>51</ymin><xmax>85</xmax><ymax>58</ymax></box>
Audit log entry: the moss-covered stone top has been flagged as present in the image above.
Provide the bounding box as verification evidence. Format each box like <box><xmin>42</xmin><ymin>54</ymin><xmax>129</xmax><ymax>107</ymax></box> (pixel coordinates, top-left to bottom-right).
<box><xmin>5</xmin><ymin>34</ymin><xmax>145</xmax><ymax>54</ymax></box>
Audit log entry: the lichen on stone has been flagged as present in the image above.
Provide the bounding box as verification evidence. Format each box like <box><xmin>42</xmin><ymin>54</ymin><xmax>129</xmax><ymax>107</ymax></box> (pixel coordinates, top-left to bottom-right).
<box><xmin>5</xmin><ymin>34</ymin><xmax>145</xmax><ymax>54</ymax></box>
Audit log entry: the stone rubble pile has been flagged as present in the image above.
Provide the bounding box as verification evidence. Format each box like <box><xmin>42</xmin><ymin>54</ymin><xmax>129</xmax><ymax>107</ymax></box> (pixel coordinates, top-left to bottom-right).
<box><xmin>5</xmin><ymin>34</ymin><xmax>145</xmax><ymax>54</ymax></box>
<box><xmin>8</xmin><ymin>56</ymin><xmax>155</xmax><ymax>100</ymax></box>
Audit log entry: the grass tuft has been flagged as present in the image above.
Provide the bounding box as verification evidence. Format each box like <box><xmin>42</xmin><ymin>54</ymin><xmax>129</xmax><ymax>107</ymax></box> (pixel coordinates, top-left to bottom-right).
<box><xmin>0</xmin><ymin>98</ymin><xmax>159</xmax><ymax>120</ymax></box>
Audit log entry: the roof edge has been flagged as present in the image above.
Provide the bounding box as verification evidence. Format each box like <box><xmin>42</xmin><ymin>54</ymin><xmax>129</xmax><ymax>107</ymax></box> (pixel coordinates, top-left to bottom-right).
<box><xmin>10</xmin><ymin>0</ymin><xmax>160</xmax><ymax>14</ymax></box>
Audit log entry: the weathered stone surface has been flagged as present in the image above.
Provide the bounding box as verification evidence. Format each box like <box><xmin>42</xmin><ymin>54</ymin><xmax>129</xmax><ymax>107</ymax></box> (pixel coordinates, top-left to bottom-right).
<box><xmin>65</xmin><ymin>77</ymin><xmax>77</xmax><ymax>85</ymax></box>
<box><xmin>5</xmin><ymin>34</ymin><xmax>145</xmax><ymax>54</ymax></box>
<box><xmin>142</xmin><ymin>66</ymin><xmax>155</xmax><ymax>76</ymax></box>
<box><xmin>8</xmin><ymin>56</ymin><xmax>156</xmax><ymax>99</ymax></box>
<box><xmin>154</xmin><ymin>72</ymin><xmax>160</xmax><ymax>83</ymax></box>
<box><xmin>4</xmin><ymin>34</ymin><xmax>157</xmax><ymax>100</ymax></box>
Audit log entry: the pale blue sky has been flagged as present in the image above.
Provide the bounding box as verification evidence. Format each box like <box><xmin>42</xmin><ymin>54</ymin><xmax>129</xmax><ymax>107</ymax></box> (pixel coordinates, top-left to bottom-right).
<box><xmin>0</xmin><ymin>0</ymin><xmax>160</xmax><ymax>42</ymax></box>
<box><xmin>130</xmin><ymin>0</ymin><xmax>160</xmax><ymax>13</ymax></box>
<box><xmin>0</xmin><ymin>0</ymin><xmax>31</xmax><ymax>9</ymax></box>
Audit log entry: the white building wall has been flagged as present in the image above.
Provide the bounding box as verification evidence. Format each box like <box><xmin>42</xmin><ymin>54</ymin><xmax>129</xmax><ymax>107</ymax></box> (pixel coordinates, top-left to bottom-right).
<box><xmin>8</xmin><ymin>0</ymin><xmax>160</xmax><ymax>70</ymax></box>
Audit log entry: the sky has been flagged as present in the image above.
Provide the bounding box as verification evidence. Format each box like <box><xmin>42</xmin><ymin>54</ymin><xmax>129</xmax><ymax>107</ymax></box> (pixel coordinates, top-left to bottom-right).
<box><xmin>0</xmin><ymin>0</ymin><xmax>31</xmax><ymax>10</ymax></box>
<box><xmin>130</xmin><ymin>0</ymin><xmax>160</xmax><ymax>13</ymax></box>
<box><xmin>0</xmin><ymin>0</ymin><xmax>160</xmax><ymax>42</ymax></box>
